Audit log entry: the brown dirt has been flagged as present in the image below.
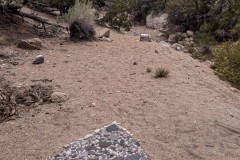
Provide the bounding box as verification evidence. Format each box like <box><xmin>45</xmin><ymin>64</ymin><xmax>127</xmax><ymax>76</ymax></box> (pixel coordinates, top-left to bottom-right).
<box><xmin>0</xmin><ymin>25</ymin><xmax>240</xmax><ymax>160</ymax></box>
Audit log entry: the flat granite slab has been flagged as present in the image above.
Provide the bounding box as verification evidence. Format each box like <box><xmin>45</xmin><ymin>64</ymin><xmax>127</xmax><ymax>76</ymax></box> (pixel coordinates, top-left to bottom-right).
<box><xmin>49</xmin><ymin>122</ymin><xmax>150</xmax><ymax>160</ymax></box>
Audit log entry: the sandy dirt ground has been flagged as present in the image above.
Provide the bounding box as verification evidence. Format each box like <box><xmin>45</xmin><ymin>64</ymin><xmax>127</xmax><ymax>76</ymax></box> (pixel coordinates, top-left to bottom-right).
<box><xmin>1</xmin><ymin>26</ymin><xmax>240</xmax><ymax>160</ymax></box>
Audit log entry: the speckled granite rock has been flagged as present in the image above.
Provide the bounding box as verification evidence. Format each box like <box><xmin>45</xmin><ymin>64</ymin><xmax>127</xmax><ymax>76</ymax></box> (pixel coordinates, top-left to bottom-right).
<box><xmin>49</xmin><ymin>122</ymin><xmax>150</xmax><ymax>160</ymax></box>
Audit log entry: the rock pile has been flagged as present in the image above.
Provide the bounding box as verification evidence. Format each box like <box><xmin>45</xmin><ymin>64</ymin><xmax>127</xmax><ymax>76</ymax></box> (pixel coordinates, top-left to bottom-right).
<box><xmin>49</xmin><ymin>122</ymin><xmax>150</xmax><ymax>160</ymax></box>
<box><xmin>167</xmin><ymin>30</ymin><xmax>195</xmax><ymax>52</ymax></box>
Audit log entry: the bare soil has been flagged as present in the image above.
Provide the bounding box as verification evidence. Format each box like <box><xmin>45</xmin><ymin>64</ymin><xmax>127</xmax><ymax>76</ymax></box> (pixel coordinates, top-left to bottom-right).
<box><xmin>0</xmin><ymin>24</ymin><xmax>240</xmax><ymax>160</ymax></box>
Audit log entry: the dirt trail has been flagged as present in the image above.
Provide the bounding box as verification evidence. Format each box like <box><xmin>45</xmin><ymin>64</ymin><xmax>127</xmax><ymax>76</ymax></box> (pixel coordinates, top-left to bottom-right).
<box><xmin>0</xmin><ymin>28</ymin><xmax>240</xmax><ymax>160</ymax></box>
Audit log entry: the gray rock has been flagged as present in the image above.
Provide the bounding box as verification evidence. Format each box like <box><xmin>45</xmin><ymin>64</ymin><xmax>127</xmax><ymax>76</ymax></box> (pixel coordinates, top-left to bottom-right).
<box><xmin>159</xmin><ymin>41</ymin><xmax>171</xmax><ymax>47</ymax></box>
<box><xmin>33</xmin><ymin>55</ymin><xmax>44</xmax><ymax>64</ymax></box>
<box><xmin>125</xmin><ymin>153</ymin><xmax>142</xmax><ymax>160</ymax></box>
<box><xmin>140</xmin><ymin>34</ymin><xmax>152</xmax><ymax>42</ymax></box>
<box><xmin>106</xmin><ymin>124</ymin><xmax>119</xmax><ymax>132</ymax></box>
<box><xmin>187</xmin><ymin>30</ymin><xmax>194</xmax><ymax>37</ymax></box>
<box><xmin>99</xmin><ymin>141</ymin><xmax>112</xmax><ymax>148</ymax></box>
<box><xmin>113</xmin><ymin>157</ymin><xmax>124</xmax><ymax>160</ymax></box>
<box><xmin>108</xmin><ymin>134</ymin><xmax>119</xmax><ymax>141</ymax></box>
<box><xmin>51</xmin><ymin>92</ymin><xmax>69</xmax><ymax>103</ymax></box>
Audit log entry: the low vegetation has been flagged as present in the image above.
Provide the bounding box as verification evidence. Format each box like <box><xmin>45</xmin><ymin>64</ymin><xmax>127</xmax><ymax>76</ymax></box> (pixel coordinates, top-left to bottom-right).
<box><xmin>155</xmin><ymin>67</ymin><xmax>169</xmax><ymax>78</ymax></box>
<box><xmin>214</xmin><ymin>42</ymin><xmax>240</xmax><ymax>88</ymax></box>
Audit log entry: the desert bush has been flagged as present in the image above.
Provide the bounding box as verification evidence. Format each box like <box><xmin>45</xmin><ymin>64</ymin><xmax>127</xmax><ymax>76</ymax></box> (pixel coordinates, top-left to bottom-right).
<box><xmin>155</xmin><ymin>67</ymin><xmax>169</xmax><ymax>78</ymax></box>
<box><xmin>214</xmin><ymin>42</ymin><xmax>240</xmax><ymax>88</ymax></box>
<box><xmin>69</xmin><ymin>18</ymin><xmax>96</xmax><ymax>41</ymax></box>
<box><xmin>101</xmin><ymin>0</ymin><xmax>136</xmax><ymax>31</ymax></box>
<box><xmin>60</xmin><ymin>0</ymin><xmax>94</xmax><ymax>24</ymax></box>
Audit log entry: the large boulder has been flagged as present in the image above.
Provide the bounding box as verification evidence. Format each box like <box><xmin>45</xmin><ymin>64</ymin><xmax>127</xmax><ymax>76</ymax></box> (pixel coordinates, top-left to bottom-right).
<box><xmin>17</xmin><ymin>38</ymin><xmax>43</xmax><ymax>50</ymax></box>
<box><xmin>146</xmin><ymin>13</ymin><xmax>168</xmax><ymax>29</ymax></box>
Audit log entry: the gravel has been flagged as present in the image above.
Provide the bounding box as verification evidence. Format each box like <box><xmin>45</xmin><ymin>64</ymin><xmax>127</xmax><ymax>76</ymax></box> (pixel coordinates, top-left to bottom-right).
<box><xmin>49</xmin><ymin>122</ymin><xmax>150</xmax><ymax>160</ymax></box>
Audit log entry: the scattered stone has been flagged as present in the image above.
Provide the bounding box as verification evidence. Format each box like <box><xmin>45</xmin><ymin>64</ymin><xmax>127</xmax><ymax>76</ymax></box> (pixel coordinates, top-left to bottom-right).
<box><xmin>33</xmin><ymin>55</ymin><xmax>44</xmax><ymax>64</ymax></box>
<box><xmin>186</xmin><ymin>30</ymin><xmax>194</xmax><ymax>37</ymax></box>
<box><xmin>99</xmin><ymin>28</ymin><xmax>111</xmax><ymax>38</ymax></box>
<box><xmin>140</xmin><ymin>34</ymin><xmax>152</xmax><ymax>42</ymax></box>
<box><xmin>50</xmin><ymin>92</ymin><xmax>69</xmax><ymax>103</ymax></box>
<box><xmin>17</xmin><ymin>38</ymin><xmax>43</xmax><ymax>50</ymax></box>
<box><xmin>133</xmin><ymin>62</ymin><xmax>137</xmax><ymax>65</ymax></box>
<box><xmin>155</xmin><ymin>50</ymin><xmax>159</xmax><ymax>53</ymax></box>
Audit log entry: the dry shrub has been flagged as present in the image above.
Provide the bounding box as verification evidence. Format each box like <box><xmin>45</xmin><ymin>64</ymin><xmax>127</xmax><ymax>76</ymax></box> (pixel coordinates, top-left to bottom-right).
<box><xmin>60</xmin><ymin>0</ymin><xmax>94</xmax><ymax>24</ymax></box>
<box><xmin>69</xmin><ymin>18</ymin><xmax>95</xmax><ymax>41</ymax></box>
<box><xmin>155</xmin><ymin>67</ymin><xmax>169</xmax><ymax>78</ymax></box>
<box><xmin>0</xmin><ymin>76</ymin><xmax>54</xmax><ymax>123</ymax></box>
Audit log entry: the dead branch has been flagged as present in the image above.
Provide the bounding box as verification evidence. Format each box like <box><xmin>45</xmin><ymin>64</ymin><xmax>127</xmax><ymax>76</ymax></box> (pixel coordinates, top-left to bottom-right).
<box><xmin>14</xmin><ymin>11</ymin><xmax>67</xmax><ymax>30</ymax></box>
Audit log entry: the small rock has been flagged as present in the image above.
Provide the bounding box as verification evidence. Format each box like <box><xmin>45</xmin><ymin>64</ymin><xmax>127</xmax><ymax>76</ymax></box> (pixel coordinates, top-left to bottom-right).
<box><xmin>160</xmin><ymin>41</ymin><xmax>171</xmax><ymax>47</ymax></box>
<box><xmin>187</xmin><ymin>30</ymin><xmax>194</xmax><ymax>37</ymax></box>
<box><xmin>125</xmin><ymin>153</ymin><xmax>142</xmax><ymax>160</ymax></box>
<box><xmin>140</xmin><ymin>34</ymin><xmax>152</xmax><ymax>42</ymax></box>
<box><xmin>168</xmin><ymin>34</ymin><xmax>178</xmax><ymax>43</ymax></box>
<box><xmin>133</xmin><ymin>62</ymin><xmax>137</xmax><ymax>65</ymax></box>
<box><xmin>51</xmin><ymin>92</ymin><xmax>69</xmax><ymax>103</ymax></box>
<box><xmin>18</xmin><ymin>38</ymin><xmax>43</xmax><ymax>50</ymax></box>
<box><xmin>108</xmin><ymin>134</ymin><xmax>119</xmax><ymax>141</ymax></box>
<box><xmin>99</xmin><ymin>28</ymin><xmax>110</xmax><ymax>38</ymax></box>
<box><xmin>98</xmin><ymin>141</ymin><xmax>112</xmax><ymax>148</ymax></box>
<box><xmin>98</xmin><ymin>37</ymin><xmax>113</xmax><ymax>42</ymax></box>
<box><xmin>33</xmin><ymin>55</ymin><xmax>44</xmax><ymax>64</ymax></box>
<box><xmin>106</xmin><ymin>124</ymin><xmax>119</xmax><ymax>132</ymax></box>
<box><xmin>181</xmin><ymin>33</ymin><xmax>188</xmax><ymax>38</ymax></box>
<box><xmin>172</xmin><ymin>43</ymin><xmax>184</xmax><ymax>51</ymax></box>
<box><xmin>155</xmin><ymin>50</ymin><xmax>159</xmax><ymax>53</ymax></box>
<box><xmin>113</xmin><ymin>157</ymin><xmax>124</xmax><ymax>160</ymax></box>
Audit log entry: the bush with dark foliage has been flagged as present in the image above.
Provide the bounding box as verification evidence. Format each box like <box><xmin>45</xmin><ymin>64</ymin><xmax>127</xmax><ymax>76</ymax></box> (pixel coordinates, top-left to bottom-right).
<box><xmin>69</xmin><ymin>18</ymin><xmax>96</xmax><ymax>41</ymax></box>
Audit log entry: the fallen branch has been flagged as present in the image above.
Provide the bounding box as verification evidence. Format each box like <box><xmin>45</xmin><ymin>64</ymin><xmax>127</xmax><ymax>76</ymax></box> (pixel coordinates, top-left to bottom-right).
<box><xmin>14</xmin><ymin>11</ymin><xmax>66</xmax><ymax>29</ymax></box>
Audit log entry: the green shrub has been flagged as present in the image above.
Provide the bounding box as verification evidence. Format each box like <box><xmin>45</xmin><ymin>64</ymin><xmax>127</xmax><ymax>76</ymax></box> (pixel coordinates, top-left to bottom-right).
<box><xmin>60</xmin><ymin>0</ymin><xmax>94</xmax><ymax>24</ymax></box>
<box><xmin>101</xmin><ymin>0</ymin><xmax>137</xmax><ymax>31</ymax></box>
<box><xmin>155</xmin><ymin>67</ymin><xmax>169</xmax><ymax>78</ymax></box>
<box><xmin>214</xmin><ymin>42</ymin><xmax>240</xmax><ymax>88</ymax></box>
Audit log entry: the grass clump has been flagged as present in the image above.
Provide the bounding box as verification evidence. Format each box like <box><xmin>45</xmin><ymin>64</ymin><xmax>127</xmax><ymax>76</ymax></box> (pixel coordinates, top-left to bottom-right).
<box><xmin>214</xmin><ymin>42</ymin><xmax>240</xmax><ymax>88</ymax></box>
<box><xmin>155</xmin><ymin>67</ymin><xmax>169</xmax><ymax>78</ymax></box>
<box><xmin>60</xmin><ymin>0</ymin><xmax>94</xmax><ymax>24</ymax></box>
<box><xmin>146</xmin><ymin>67</ymin><xmax>152</xmax><ymax>73</ymax></box>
